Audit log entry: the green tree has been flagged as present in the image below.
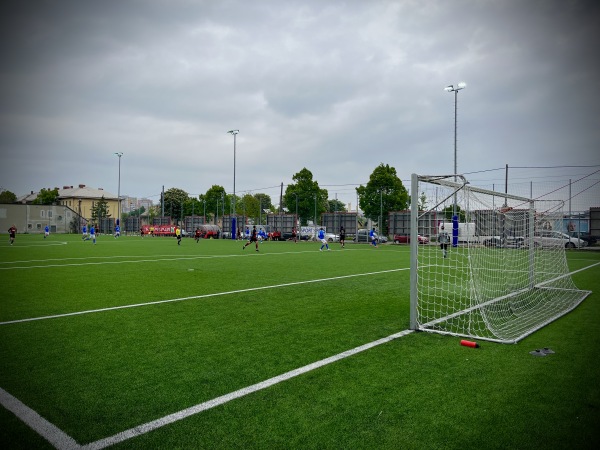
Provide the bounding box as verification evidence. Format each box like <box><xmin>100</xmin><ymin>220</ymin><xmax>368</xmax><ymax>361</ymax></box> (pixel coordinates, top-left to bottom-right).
<box><xmin>0</xmin><ymin>190</ymin><xmax>17</xmax><ymax>203</ymax></box>
<box><xmin>356</xmin><ymin>164</ymin><xmax>408</xmax><ymax>234</ymax></box>
<box><xmin>161</xmin><ymin>188</ymin><xmax>189</xmax><ymax>221</ymax></box>
<box><xmin>283</xmin><ymin>168</ymin><xmax>328</xmax><ymax>225</ymax></box>
<box><xmin>91</xmin><ymin>196</ymin><xmax>110</xmax><ymax>223</ymax></box>
<box><xmin>442</xmin><ymin>205</ymin><xmax>466</xmax><ymax>222</ymax></box>
<box><xmin>327</xmin><ymin>199</ymin><xmax>346</xmax><ymax>213</ymax></box>
<box><xmin>33</xmin><ymin>188</ymin><xmax>59</xmax><ymax>205</ymax></box>
<box><xmin>204</xmin><ymin>185</ymin><xmax>227</xmax><ymax>224</ymax></box>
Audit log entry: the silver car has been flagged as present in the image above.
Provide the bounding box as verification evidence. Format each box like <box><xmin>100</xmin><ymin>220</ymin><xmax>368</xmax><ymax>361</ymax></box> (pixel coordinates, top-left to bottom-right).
<box><xmin>533</xmin><ymin>230</ymin><xmax>586</xmax><ymax>249</ymax></box>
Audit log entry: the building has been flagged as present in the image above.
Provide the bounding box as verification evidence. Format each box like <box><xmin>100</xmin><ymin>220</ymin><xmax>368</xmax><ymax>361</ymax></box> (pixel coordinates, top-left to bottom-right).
<box><xmin>19</xmin><ymin>184</ymin><xmax>120</xmax><ymax>222</ymax></box>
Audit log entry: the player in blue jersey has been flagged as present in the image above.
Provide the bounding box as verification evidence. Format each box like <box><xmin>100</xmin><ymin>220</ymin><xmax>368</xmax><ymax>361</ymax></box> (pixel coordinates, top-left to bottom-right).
<box><xmin>82</xmin><ymin>224</ymin><xmax>88</xmax><ymax>240</ymax></box>
<box><xmin>89</xmin><ymin>224</ymin><xmax>96</xmax><ymax>244</ymax></box>
<box><xmin>369</xmin><ymin>228</ymin><xmax>378</xmax><ymax>248</ymax></box>
<box><xmin>44</xmin><ymin>225</ymin><xmax>50</xmax><ymax>239</ymax></box>
<box><xmin>114</xmin><ymin>224</ymin><xmax>120</xmax><ymax>238</ymax></box>
<box><xmin>318</xmin><ymin>228</ymin><xmax>330</xmax><ymax>251</ymax></box>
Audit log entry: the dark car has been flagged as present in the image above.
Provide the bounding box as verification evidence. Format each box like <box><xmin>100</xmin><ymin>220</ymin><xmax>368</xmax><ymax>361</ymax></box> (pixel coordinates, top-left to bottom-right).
<box><xmin>568</xmin><ymin>232</ymin><xmax>597</xmax><ymax>246</ymax></box>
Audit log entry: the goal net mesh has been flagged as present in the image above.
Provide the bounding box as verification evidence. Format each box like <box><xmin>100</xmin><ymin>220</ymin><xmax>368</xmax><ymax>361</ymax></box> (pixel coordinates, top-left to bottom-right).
<box><xmin>410</xmin><ymin>174</ymin><xmax>591</xmax><ymax>343</ymax></box>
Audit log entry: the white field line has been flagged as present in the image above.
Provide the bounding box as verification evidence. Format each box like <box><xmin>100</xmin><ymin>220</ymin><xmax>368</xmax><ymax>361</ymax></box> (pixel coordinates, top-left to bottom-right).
<box><xmin>1</xmin><ymin>329</ymin><xmax>414</xmax><ymax>450</ymax></box>
<box><xmin>3</xmin><ymin>260</ymin><xmax>599</xmax><ymax>449</ymax></box>
<box><xmin>81</xmin><ymin>329</ymin><xmax>415</xmax><ymax>450</ymax></box>
<box><xmin>0</xmin><ymin>241</ymin><xmax>68</xmax><ymax>248</ymax></box>
<box><xmin>0</xmin><ymin>267</ymin><xmax>408</xmax><ymax>326</ymax></box>
<box><xmin>0</xmin><ymin>248</ymin><xmax>376</xmax><ymax>270</ymax></box>
<box><xmin>0</xmin><ymin>387</ymin><xmax>80</xmax><ymax>450</ymax></box>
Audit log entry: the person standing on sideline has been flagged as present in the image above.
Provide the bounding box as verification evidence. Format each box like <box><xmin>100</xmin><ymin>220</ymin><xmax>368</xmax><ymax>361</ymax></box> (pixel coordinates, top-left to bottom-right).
<box><xmin>194</xmin><ymin>227</ymin><xmax>201</xmax><ymax>243</ymax></box>
<box><xmin>82</xmin><ymin>224</ymin><xmax>88</xmax><ymax>240</ymax></box>
<box><xmin>339</xmin><ymin>226</ymin><xmax>346</xmax><ymax>248</ymax></box>
<box><xmin>89</xmin><ymin>224</ymin><xmax>96</xmax><ymax>244</ymax></box>
<box><xmin>438</xmin><ymin>225</ymin><xmax>450</xmax><ymax>258</ymax></box>
<box><xmin>176</xmin><ymin>227</ymin><xmax>182</xmax><ymax>245</ymax></box>
<box><xmin>318</xmin><ymin>227</ymin><xmax>330</xmax><ymax>251</ymax></box>
<box><xmin>369</xmin><ymin>228</ymin><xmax>378</xmax><ymax>248</ymax></box>
<box><xmin>44</xmin><ymin>224</ymin><xmax>50</xmax><ymax>239</ymax></box>
<box><xmin>291</xmin><ymin>227</ymin><xmax>297</xmax><ymax>243</ymax></box>
<box><xmin>243</xmin><ymin>225</ymin><xmax>259</xmax><ymax>251</ymax></box>
<box><xmin>8</xmin><ymin>224</ymin><xmax>17</xmax><ymax>245</ymax></box>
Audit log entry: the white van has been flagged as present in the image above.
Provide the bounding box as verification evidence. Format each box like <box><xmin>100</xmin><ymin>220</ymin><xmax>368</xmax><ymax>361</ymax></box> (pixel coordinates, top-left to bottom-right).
<box><xmin>438</xmin><ymin>222</ymin><xmax>478</xmax><ymax>243</ymax></box>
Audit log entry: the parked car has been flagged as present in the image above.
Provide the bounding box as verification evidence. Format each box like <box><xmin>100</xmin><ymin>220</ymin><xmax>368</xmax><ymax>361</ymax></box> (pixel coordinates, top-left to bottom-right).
<box><xmin>325</xmin><ymin>233</ymin><xmax>339</xmax><ymax>243</ymax></box>
<box><xmin>393</xmin><ymin>234</ymin><xmax>429</xmax><ymax>244</ymax></box>
<box><xmin>534</xmin><ymin>230</ymin><xmax>586</xmax><ymax>249</ymax></box>
<box><xmin>568</xmin><ymin>231</ymin><xmax>597</xmax><ymax>246</ymax></box>
<box><xmin>483</xmin><ymin>236</ymin><xmax>525</xmax><ymax>248</ymax></box>
<box><xmin>354</xmin><ymin>229</ymin><xmax>388</xmax><ymax>243</ymax></box>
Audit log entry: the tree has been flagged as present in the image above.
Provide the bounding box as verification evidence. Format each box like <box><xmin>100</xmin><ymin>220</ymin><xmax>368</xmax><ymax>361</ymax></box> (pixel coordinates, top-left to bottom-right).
<box><xmin>161</xmin><ymin>188</ymin><xmax>189</xmax><ymax>221</ymax></box>
<box><xmin>91</xmin><ymin>196</ymin><xmax>110</xmax><ymax>224</ymax></box>
<box><xmin>33</xmin><ymin>188</ymin><xmax>59</xmax><ymax>205</ymax></box>
<box><xmin>442</xmin><ymin>205</ymin><xmax>466</xmax><ymax>222</ymax></box>
<box><xmin>327</xmin><ymin>199</ymin><xmax>346</xmax><ymax>213</ymax></box>
<box><xmin>204</xmin><ymin>185</ymin><xmax>227</xmax><ymax>224</ymax></box>
<box><xmin>356</xmin><ymin>164</ymin><xmax>408</xmax><ymax>234</ymax></box>
<box><xmin>0</xmin><ymin>190</ymin><xmax>17</xmax><ymax>203</ymax></box>
<box><xmin>283</xmin><ymin>168</ymin><xmax>328</xmax><ymax>225</ymax></box>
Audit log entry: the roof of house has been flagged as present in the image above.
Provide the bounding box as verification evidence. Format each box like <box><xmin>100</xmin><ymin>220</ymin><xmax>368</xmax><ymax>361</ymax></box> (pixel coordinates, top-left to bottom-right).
<box><xmin>17</xmin><ymin>184</ymin><xmax>118</xmax><ymax>203</ymax></box>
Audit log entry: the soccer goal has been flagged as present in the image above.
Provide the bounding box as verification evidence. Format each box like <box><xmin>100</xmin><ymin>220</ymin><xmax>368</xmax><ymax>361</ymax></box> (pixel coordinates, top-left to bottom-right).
<box><xmin>409</xmin><ymin>173</ymin><xmax>591</xmax><ymax>344</ymax></box>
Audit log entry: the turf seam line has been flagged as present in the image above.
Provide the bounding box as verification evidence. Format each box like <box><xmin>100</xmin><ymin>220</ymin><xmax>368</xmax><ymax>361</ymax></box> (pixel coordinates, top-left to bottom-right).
<box><xmin>0</xmin><ymin>268</ymin><xmax>409</xmax><ymax>325</ymax></box>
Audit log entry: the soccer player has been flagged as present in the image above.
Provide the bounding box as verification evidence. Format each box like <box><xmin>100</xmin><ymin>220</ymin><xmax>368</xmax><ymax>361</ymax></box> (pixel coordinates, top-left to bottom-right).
<box><xmin>8</xmin><ymin>224</ymin><xmax>16</xmax><ymax>245</ymax></box>
<box><xmin>369</xmin><ymin>228</ymin><xmax>378</xmax><ymax>248</ymax></box>
<box><xmin>114</xmin><ymin>224</ymin><xmax>120</xmax><ymax>238</ymax></box>
<box><xmin>82</xmin><ymin>224</ymin><xmax>88</xmax><ymax>240</ymax></box>
<box><xmin>176</xmin><ymin>227</ymin><xmax>182</xmax><ymax>245</ymax></box>
<box><xmin>438</xmin><ymin>225</ymin><xmax>450</xmax><ymax>258</ymax></box>
<box><xmin>44</xmin><ymin>224</ymin><xmax>50</xmax><ymax>239</ymax></box>
<box><xmin>89</xmin><ymin>224</ymin><xmax>96</xmax><ymax>244</ymax></box>
<box><xmin>318</xmin><ymin>227</ymin><xmax>330</xmax><ymax>251</ymax></box>
<box><xmin>243</xmin><ymin>225</ymin><xmax>259</xmax><ymax>251</ymax></box>
<box><xmin>194</xmin><ymin>227</ymin><xmax>201</xmax><ymax>243</ymax></box>
<box><xmin>291</xmin><ymin>227</ymin><xmax>297</xmax><ymax>243</ymax></box>
<box><xmin>339</xmin><ymin>226</ymin><xmax>346</xmax><ymax>248</ymax></box>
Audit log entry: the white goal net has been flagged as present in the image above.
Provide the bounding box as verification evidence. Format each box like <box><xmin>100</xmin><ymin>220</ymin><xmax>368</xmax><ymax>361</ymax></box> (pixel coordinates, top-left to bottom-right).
<box><xmin>409</xmin><ymin>174</ymin><xmax>591</xmax><ymax>343</ymax></box>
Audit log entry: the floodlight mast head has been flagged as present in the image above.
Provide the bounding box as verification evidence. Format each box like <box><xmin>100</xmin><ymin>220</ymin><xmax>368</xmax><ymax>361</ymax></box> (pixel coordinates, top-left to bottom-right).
<box><xmin>227</xmin><ymin>129</ymin><xmax>239</xmax><ymax>135</ymax></box>
<box><xmin>444</xmin><ymin>82</ymin><xmax>466</xmax><ymax>92</ymax></box>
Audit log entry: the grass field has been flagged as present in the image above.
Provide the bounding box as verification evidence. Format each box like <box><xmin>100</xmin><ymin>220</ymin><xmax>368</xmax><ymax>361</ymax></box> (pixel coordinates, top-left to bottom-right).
<box><xmin>1</xmin><ymin>233</ymin><xmax>599</xmax><ymax>449</ymax></box>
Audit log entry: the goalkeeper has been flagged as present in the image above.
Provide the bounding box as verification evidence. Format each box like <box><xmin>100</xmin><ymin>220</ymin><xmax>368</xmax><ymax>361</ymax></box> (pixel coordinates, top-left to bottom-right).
<box><xmin>438</xmin><ymin>225</ymin><xmax>450</xmax><ymax>258</ymax></box>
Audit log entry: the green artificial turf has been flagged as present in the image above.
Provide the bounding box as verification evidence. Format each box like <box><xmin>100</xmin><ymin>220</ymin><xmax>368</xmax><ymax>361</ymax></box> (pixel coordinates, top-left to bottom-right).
<box><xmin>1</xmin><ymin>234</ymin><xmax>599</xmax><ymax>449</ymax></box>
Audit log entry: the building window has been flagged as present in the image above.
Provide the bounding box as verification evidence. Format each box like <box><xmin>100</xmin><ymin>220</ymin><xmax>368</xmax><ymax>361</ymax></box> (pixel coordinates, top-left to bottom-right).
<box><xmin>41</xmin><ymin>210</ymin><xmax>45</xmax><ymax>218</ymax></box>
<box><xmin>48</xmin><ymin>210</ymin><xmax>53</xmax><ymax>218</ymax></box>
<box><xmin>37</xmin><ymin>223</ymin><xmax>42</xmax><ymax>230</ymax></box>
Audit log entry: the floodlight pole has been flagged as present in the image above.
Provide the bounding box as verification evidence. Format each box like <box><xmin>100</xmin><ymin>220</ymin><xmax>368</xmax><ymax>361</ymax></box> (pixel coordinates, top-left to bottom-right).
<box><xmin>227</xmin><ymin>130</ymin><xmax>239</xmax><ymax>215</ymax></box>
<box><xmin>114</xmin><ymin>152</ymin><xmax>123</xmax><ymax>229</ymax></box>
<box><xmin>444</xmin><ymin>82</ymin><xmax>466</xmax><ymax>216</ymax></box>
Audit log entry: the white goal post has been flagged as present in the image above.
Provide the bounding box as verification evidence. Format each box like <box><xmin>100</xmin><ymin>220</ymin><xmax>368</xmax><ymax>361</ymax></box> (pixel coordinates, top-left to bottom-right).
<box><xmin>409</xmin><ymin>173</ymin><xmax>591</xmax><ymax>344</ymax></box>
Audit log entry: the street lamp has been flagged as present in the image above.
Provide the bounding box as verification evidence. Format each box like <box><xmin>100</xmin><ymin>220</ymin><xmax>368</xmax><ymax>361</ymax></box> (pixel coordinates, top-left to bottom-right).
<box><xmin>114</xmin><ymin>152</ymin><xmax>123</xmax><ymax>231</ymax></box>
<box><xmin>444</xmin><ymin>82</ymin><xmax>466</xmax><ymax>214</ymax></box>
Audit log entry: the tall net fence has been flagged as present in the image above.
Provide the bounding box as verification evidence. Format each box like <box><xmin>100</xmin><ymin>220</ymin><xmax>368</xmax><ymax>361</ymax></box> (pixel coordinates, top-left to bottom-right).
<box><xmin>409</xmin><ymin>173</ymin><xmax>596</xmax><ymax>343</ymax></box>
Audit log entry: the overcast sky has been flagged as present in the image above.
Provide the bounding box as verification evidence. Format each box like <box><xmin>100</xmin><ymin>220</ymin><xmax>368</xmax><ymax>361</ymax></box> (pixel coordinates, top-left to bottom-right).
<box><xmin>1</xmin><ymin>0</ymin><xmax>599</xmax><ymax>210</ymax></box>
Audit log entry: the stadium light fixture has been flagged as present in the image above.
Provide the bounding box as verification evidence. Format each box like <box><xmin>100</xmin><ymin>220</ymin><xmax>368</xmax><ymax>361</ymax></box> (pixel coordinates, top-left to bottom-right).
<box><xmin>444</xmin><ymin>82</ymin><xmax>466</xmax><ymax>215</ymax></box>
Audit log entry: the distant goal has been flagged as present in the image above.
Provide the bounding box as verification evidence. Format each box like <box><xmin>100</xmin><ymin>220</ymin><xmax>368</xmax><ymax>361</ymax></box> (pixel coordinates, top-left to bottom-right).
<box><xmin>409</xmin><ymin>173</ymin><xmax>591</xmax><ymax>344</ymax></box>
